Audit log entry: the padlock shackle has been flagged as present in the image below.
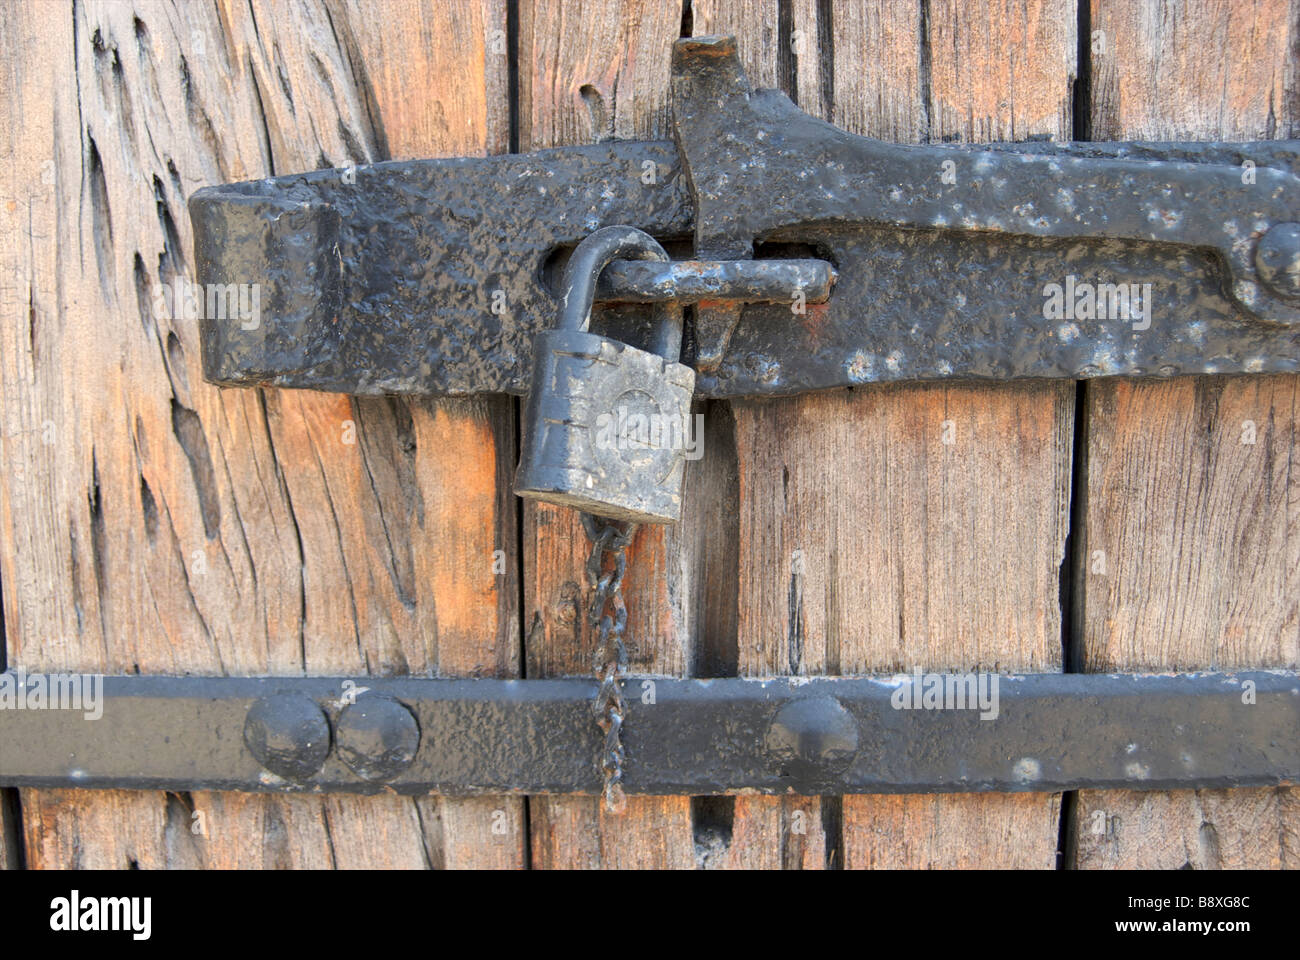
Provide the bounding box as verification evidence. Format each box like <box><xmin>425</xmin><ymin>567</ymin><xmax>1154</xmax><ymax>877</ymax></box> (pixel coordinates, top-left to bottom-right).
<box><xmin>560</xmin><ymin>226</ymin><xmax>683</xmax><ymax>361</ymax></box>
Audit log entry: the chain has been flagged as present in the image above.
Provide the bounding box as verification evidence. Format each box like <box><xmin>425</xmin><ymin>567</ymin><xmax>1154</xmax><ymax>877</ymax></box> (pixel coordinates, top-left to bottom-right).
<box><xmin>580</xmin><ymin>512</ymin><xmax>636</xmax><ymax>813</ymax></box>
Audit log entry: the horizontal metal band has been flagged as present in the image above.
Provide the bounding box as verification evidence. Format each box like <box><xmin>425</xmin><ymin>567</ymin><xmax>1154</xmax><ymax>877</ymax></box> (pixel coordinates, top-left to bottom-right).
<box><xmin>189</xmin><ymin>32</ymin><xmax>1300</xmax><ymax>398</ymax></box>
<box><xmin>191</xmin><ymin>135</ymin><xmax>1300</xmax><ymax>399</ymax></box>
<box><xmin>0</xmin><ymin>671</ymin><xmax>1293</xmax><ymax>795</ymax></box>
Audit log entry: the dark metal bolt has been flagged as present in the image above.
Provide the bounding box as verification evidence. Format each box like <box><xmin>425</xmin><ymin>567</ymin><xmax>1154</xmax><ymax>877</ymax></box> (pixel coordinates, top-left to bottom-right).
<box><xmin>1256</xmin><ymin>222</ymin><xmax>1300</xmax><ymax>300</ymax></box>
<box><xmin>243</xmin><ymin>693</ymin><xmax>332</xmax><ymax>783</ymax></box>
<box><xmin>765</xmin><ymin>696</ymin><xmax>859</xmax><ymax>781</ymax></box>
<box><xmin>336</xmin><ymin>696</ymin><xmax>420</xmax><ymax>782</ymax></box>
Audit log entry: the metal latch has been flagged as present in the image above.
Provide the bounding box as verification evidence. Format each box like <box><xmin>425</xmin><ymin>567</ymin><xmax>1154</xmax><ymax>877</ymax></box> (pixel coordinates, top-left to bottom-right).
<box><xmin>63</xmin><ymin>34</ymin><xmax>1286</xmax><ymax>803</ymax></box>
<box><xmin>189</xmin><ymin>35</ymin><xmax>1300</xmax><ymax>400</ymax></box>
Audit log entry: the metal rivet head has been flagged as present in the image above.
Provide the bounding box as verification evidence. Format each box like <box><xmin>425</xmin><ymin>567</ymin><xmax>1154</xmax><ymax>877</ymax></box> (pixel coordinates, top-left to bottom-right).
<box><xmin>1256</xmin><ymin>222</ymin><xmax>1300</xmax><ymax>300</ymax></box>
<box><xmin>765</xmin><ymin>696</ymin><xmax>859</xmax><ymax>781</ymax></box>
<box><xmin>243</xmin><ymin>693</ymin><xmax>331</xmax><ymax>782</ymax></box>
<box><xmin>336</xmin><ymin>696</ymin><xmax>420</xmax><ymax>782</ymax></box>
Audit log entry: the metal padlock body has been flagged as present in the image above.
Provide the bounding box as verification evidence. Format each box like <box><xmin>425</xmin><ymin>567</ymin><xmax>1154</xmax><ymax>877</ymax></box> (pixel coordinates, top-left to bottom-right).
<box><xmin>515</xmin><ymin>227</ymin><xmax>696</xmax><ymax>524</ymax></box>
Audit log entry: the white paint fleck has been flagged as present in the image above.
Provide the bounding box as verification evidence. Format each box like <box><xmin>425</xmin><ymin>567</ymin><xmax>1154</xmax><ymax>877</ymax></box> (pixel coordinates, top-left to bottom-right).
<box><xmin>1090</xmin><ymin>345</ymin><xmax>1120</xmax><ymax>375</ymax></box>
<box><xmin>846</xmin><ymin>350</ymin><xmax>873</xmax><ymax>382</ymax></box>
<box><xmin>1013</xmin><ymin>758</ymin><xmax>1041</xmax><ymax>783</ymax></box>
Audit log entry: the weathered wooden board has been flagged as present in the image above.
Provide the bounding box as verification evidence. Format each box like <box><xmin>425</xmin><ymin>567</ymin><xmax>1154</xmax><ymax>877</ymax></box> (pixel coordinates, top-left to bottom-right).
<box><xmin>1074</xmin><ymin>0</ymin><xmax>1299</xmax><ymax>870</ymax></box>
<box><xmin>691</xmin><ymin>0</ymin><xmax>1071</xmax><ymax>869</ymax></box>
<box><xmin>0</xmin><ymin>0</ymin><xmax>522</xmax><ymax>869</ymax></box>
<box><xmin>519</xmin><ymin>0</ymin><xmax>705</xmax><ymax>870</ymax></box>
<box><xmin>689</xmin><ymin>0</ymin><xmax>828</xmax><ymax>869</ymax></box>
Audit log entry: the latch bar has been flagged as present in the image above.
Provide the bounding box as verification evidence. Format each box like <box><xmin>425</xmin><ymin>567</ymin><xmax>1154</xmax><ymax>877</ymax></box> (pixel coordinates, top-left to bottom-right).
<box><xmin>596</xmin><ymin>258</ymin><xmax>835</xmax><ymax>305</ymax></box>
<box><xmin>1</xmin><ymin>670</ymin><xmax>1293</xmax><ymax>796</ymax></box>
<box><xmin>189</xmin><ymin>37</ymin><xmax>1300</xmax><ymax>399</ymax></box>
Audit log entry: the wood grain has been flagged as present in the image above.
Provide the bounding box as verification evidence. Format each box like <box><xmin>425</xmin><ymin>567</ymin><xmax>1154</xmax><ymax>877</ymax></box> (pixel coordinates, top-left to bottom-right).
<box><xmin>0</xmin><ymin>0</ymin><xmax>522</xmax><ymax>869</ymax></box>
<box><xmin>841</xmin><ymin>0</ymin><xmax>1075</xmax><ymax>870</ymax></box>
<box><xmin>1090</xmin><ymin>0</ymin><xmax>1297</xmax><ymax>142</ymax></box>
<box><xmin>1076</xmin><ymin>0</ymin><xmax>1299</xmax><ymax>870</ymax></box>
<box><xmin>820</xmin><ymin>0</ymin><xmax>925</xmax><ymax>141</ymax></box>
<box><xmin>694</xmin><ymin>1</ymin><xmax>1073</xmax><ymax>869</ymax></box>
<box><xmin>927</xmin><ymin>0</ymin><xmax>1075</xmax><ymax>141</ymax></box>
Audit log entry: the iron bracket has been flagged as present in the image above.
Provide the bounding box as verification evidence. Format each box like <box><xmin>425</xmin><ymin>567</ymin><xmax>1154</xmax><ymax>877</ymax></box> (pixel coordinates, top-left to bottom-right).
<box><xmin>190</xmin><ymin>36</ymin><xmax>1300</xmax><ymax>400</ymax></box>
<box><xmin>1</xmin><ymin>670</ymin><xmax>1294</xmax><ymax>796</ymax></box>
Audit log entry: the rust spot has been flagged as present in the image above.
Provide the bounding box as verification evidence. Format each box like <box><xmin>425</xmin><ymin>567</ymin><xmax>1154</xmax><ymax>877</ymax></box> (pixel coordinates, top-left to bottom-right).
<box><xmin>800</xmin><ymin>301</ymin><xmax>831</xmax><ymax>342</ymax></box>
<box><xmin>678</xmin><ymin>36</ymin><xmax>737</xmax><ymax>59</ymax></box>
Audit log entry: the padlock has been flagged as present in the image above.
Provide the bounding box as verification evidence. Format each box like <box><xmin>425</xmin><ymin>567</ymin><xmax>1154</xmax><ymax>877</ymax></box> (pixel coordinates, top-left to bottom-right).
<box><xmin>514</xmin><ymin>226</ymin><xmax>696</xmax><ymax>523</ymax></box>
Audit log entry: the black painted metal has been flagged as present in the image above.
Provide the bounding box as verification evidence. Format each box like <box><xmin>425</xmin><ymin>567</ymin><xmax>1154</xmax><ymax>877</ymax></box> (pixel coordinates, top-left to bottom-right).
<box><xmin>1</xmin><ymin>671</ymin><xmax>1294</xmax><ymax>796</ymax></box>
<box><xmin>595</xmin><ymin>258</ymin><xmax>834</xmax><ymax>304</ymax></box>
<box><xmin>190</xmin><ymin>36</ymin><xmax>1300</xmax><ymax>399</ymax></box>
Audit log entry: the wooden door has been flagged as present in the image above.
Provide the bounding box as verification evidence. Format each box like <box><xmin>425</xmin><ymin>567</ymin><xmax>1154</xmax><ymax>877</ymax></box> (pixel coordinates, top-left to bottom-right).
<box><xmin>0</xmin><ymin>0</ymin><xmax>1294</xmax><ymax>870</ymax></box>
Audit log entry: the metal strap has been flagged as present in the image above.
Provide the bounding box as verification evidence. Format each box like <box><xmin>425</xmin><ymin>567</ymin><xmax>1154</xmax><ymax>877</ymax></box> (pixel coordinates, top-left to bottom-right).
<box><xmin>0</xmin><ymin>670</ymin><xmax>1294</xmax><ymax>796</ymax></box>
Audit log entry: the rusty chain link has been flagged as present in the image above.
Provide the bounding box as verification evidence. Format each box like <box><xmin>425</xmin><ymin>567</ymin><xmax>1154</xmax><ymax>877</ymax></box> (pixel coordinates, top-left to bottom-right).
<box><xmin>580</xmin><ymin>512</ymin><xmax>636</xmax><ymax>813</ymax></box>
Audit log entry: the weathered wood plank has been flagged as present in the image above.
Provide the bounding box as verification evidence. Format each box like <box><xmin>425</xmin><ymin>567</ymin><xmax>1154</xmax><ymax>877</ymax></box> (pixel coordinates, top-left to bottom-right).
<box><xmin>1089</xmin><ymin>0</ymin><xmax>1297</xmax><ymax>142</ymax></box>
<box><xmin>1</xmin><ymin>0</ymin><xmax>521</xmax><ymax>868</ymax></box>
<box><xmin>735</xmin><ymin>384</ymin><xmax>1073</xmax><ymax>675</ymax></box>
<box><xmin>696</xmin><ymin>1</ymin><xmax>1073</xmax><ymax>869</ymax></box>
<box><xmin>926</xmin><ymin>0</ymin><xmax>1075</xmax><ymax>141</ymax></box>
<box><xmin>690</xmin><ymin>0</ymin><xmax>830</xmax><ymax>869</ymax></box>
<box><xmin>519</xmin><ymin>0</ymin><xmax>705</xmax><ymax>870</ymax></box>
<box><xmin>838</xmin><ymin>0</ymin><xmax>1074</xmax><ymax>870</ymax></box>
<box><xmin>847</xmin><ymin>794</ymin><xmax>1062</xmax><ymax>869</ymax></box>
<box><xmin>1076</xmin><ymin>0</ymin><xmax>1299</xmax><ymax>870</ymax></box>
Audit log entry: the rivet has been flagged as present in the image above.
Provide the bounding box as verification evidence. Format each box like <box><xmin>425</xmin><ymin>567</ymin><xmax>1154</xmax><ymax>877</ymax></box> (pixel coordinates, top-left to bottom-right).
<box><xmin>243</xmin><ymin>693</ymin><xmax>331</xmax><ymax>782</ymax></box>
<box><xmin>1255</xmin><ymin>222</ymin><xmax>1300</xmax><ymax>300</ymax></box>
<box><xmin>765</xmin><ymin>696</ymin><xmax>859</xmax><ymax>781</ymax></box>
<box><xmin>336</xmin><ymin>696</ymin><xmax>420</xmax><ymax>782</ymax></box>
